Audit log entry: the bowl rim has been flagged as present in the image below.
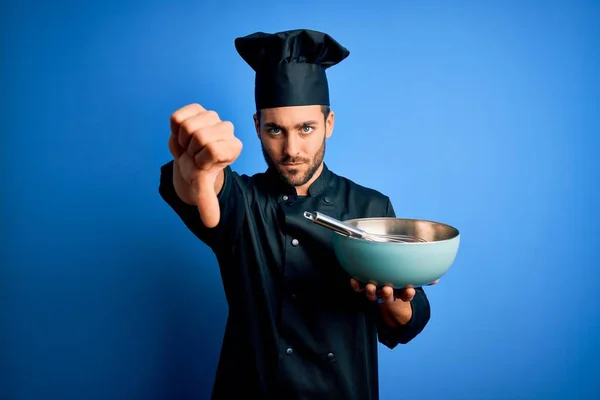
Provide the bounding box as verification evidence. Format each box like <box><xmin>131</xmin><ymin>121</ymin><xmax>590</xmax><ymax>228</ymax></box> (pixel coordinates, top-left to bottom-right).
<box><xmin>336</xmin><ymin>216</ymin><xmax>460</xmax><ymax>245</ymax></box>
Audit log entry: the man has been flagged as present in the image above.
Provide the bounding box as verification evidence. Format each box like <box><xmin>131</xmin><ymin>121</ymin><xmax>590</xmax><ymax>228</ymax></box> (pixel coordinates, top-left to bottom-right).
<box><xmin>159</xmin><ymin>29</ymin><xmax>433</xmax><ymax>399</ymax></box>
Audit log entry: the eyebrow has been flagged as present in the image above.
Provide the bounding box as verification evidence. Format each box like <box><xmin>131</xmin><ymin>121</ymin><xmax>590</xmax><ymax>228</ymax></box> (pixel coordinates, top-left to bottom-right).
<box><xmin>264</xmin><ymin>120</ymin><xmax>319</xmax><ymax>130</ymax></box>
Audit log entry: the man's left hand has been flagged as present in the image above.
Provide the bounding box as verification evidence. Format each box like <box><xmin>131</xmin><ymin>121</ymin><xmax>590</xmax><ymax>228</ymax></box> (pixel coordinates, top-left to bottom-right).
<box><xmin>350</xmin><ymin>278</ymin><xmax>439</xmax><ymax>325</ymax></box>
<box><xmin>350</xmin><ymin>278</ymin><xmax>438</xmax><ymax>303</ymax></box>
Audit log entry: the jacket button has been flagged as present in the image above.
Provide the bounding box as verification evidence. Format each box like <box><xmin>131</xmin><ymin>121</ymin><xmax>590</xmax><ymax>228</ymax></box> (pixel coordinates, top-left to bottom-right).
<box><xmin>291</xmin><ymin>238</ymin><xmax>299</xmax><ymax>246</ymax></box>
<box><xmin>286</xmin><ymin>348</ymin><xmax>294</xmax><ymax>356</ymax></box>
<box><xmin>324</xmin><ymin>196</ymin><xmax>331</xmax><ymax>203</ymax></box>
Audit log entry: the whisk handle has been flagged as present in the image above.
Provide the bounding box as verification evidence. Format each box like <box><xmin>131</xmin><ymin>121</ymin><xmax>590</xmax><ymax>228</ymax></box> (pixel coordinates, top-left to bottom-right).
<box><xmin>303</xmin><ymin>211</ymin><xmax>366</xmax><ymax>239</ymax></box>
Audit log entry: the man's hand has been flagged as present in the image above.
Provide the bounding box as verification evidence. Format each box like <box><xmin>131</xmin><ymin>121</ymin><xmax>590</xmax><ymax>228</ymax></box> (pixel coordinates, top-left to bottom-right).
<box><xmin>169</xmin><ymin>103</ymin><xmax>243</xmax><ymax>228</ymax></box>
<box><xmin>350</xmin><ymin>278</ymin><xmax>439</xmax><ymax>326</ymax></box>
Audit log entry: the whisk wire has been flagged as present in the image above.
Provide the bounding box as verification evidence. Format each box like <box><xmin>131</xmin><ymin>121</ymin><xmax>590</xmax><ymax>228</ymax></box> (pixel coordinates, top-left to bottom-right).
<box><xmin>303</xmin><ymin>211</ymin><xmax>427</xmax><ymax>243</ymax></box>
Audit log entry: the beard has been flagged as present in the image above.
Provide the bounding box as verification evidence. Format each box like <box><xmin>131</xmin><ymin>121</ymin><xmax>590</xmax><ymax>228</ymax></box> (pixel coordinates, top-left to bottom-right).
<box><xmin>261</xmin><ymin>139</ymin><xmax>326</xmax><ymax>187</ymax></box>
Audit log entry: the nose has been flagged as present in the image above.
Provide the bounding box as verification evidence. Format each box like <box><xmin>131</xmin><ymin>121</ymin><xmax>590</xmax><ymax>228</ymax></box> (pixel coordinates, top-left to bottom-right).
<box><xmin>283</xmin><ymin>134</ymin><xmax>300</xmax><ymax>157</ymax></box>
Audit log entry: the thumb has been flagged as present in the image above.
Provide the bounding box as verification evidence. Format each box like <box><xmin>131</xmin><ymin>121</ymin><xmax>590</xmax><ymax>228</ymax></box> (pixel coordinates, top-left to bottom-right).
<box><xmin>193</xmin><ymin>171</ymin><xmax>221</xmax><ymax>228</ymax></box>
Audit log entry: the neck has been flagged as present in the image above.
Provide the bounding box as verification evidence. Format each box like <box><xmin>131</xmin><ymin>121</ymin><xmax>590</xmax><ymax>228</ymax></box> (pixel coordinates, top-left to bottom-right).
<box><xmin>295</xmin><ymin>162</ymin><xmax>324</xmax><ymax>196</ymax></box>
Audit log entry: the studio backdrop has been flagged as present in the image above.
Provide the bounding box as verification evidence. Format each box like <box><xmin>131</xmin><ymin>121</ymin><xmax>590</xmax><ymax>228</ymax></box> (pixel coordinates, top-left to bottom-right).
<box><xmin>2</xmin><ymin>1</ymin><xmax>598</xmax><ymax>399</ymax></box>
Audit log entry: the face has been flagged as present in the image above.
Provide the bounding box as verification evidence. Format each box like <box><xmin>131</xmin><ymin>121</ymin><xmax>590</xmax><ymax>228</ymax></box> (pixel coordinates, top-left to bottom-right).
<box><xmin>254</xmin><ymin>105</ymin><xmax>334</xmax><ymax>189</ymax></box>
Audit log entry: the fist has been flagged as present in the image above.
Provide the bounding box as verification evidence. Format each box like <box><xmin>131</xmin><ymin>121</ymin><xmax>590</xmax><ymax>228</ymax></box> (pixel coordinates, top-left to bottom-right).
<box><xmin>169</xmin><ymin>103</ymin><xmax>243</xmax><ymax>227</ymax></box>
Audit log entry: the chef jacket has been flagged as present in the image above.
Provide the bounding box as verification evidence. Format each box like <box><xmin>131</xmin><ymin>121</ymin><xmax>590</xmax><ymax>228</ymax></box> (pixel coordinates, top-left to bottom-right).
<box><xmin>158</xmin><ymin>160</ymin><xmax>431</xmax><ymax>400</ymax></box>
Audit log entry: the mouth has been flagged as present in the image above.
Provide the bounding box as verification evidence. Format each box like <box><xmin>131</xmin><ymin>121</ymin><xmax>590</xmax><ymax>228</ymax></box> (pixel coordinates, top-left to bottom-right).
<box><xmin>280</xmin><ymin>163</ymin><xmax>304</xmax><ymax>167</ymax></box>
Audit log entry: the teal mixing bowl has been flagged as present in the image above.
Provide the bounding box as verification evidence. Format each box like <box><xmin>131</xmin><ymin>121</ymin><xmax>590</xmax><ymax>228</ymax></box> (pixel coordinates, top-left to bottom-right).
<box><xmin>331</xmin><ymin>217</ymin><xmax>460</xmax><ymax>288</ymax></box>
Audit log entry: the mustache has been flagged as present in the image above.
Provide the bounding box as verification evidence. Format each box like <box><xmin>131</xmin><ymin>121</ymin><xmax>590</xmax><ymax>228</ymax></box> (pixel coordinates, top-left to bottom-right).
<box><xmin>278</xmin><ymin>156</ymin><xmax>309</xmax><ymax>164</ymax></box>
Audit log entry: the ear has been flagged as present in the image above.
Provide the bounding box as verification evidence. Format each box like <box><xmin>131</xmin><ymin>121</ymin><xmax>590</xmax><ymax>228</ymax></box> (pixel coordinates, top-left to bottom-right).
<box><xmin>325</xmin><ymin>110</ymin><xmax>335</xmax><ymax>139</ymax></box>
<box><xmin>253</xmin><ymin>113</ymin><xmax>260</xmax><ymax>138</ymax></box>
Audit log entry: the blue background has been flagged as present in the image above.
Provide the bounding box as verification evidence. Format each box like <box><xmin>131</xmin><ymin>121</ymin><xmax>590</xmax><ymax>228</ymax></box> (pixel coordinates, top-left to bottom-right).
<box><xmin>2</xmin><ymin>0</ymin><xmax>599</xmax><ymax>399</ymax></box>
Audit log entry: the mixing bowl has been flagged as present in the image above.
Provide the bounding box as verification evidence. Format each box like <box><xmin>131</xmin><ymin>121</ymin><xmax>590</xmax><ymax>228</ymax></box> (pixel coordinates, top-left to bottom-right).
<box><xmin>330</xmin><ymin>217</ymin><xmax>460</xmax><ymax>288</ymax></box>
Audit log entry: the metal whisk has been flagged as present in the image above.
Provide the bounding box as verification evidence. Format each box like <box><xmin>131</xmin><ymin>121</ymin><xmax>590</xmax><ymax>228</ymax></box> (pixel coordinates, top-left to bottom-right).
<box><xmin>303</xmin><ymin>211</ymin><xmax>427</xmax><ymax>243</ymax></box>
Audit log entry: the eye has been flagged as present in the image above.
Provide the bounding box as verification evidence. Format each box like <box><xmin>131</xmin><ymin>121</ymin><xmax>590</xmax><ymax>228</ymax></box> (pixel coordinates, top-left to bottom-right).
<box><xmin>302</xmin><ymin>126</ymin><xmax>314</xmax><ymax>134</ymax></box>
<box><xmin>268</xmin><ymin>127</ymin><xmax>282</xmax><ymax>135</ymax></box>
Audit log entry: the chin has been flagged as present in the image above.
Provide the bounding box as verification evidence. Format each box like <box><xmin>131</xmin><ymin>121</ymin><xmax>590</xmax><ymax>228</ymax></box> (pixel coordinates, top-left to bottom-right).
<box><xmin>278</xmin><ymin>168</ymin><xmax>307</xmax><ymax>186</ymax></box>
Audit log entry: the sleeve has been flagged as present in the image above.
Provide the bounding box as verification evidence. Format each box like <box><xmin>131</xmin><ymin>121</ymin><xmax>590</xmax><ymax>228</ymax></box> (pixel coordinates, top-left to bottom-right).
<box><xmin>375</xmin><ymin>197</ymin><xmax>432</xmax><ymax>349</ymax></box>
<box><xmin>376</xmin><ymin>288</ymin><xmax>431</xmax><ymax>348</ymax></box>
<box><xmin>158</xmin><ymin>160</ymin><xmax>246</xmax><ymax>254</ymax></box>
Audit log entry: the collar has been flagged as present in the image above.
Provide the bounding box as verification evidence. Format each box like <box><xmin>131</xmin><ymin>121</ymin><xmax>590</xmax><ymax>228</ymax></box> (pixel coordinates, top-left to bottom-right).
<box><xmin>265</xmin><ymin>162</ymin><xmax>335</xmax><ymax>197</ymax></box>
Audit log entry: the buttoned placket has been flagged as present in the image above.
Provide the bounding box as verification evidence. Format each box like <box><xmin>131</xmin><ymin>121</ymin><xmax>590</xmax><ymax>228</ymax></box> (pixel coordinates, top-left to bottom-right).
<box><xmin>279</xmin><ymin>191</ymin><xmax>300</xmax><ymax>361</ymax></box>
<box><xmin>272</xmin><ymin>168</ymin><xmax>338</xmax><ymax>368</ymax></box>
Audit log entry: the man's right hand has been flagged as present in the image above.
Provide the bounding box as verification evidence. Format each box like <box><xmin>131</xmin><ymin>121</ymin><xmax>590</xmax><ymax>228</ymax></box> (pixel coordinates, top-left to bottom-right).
<box><xmin>168</xmin><ymin>103</ymin><xmax>243</xmax><ymax>228</ymax></box>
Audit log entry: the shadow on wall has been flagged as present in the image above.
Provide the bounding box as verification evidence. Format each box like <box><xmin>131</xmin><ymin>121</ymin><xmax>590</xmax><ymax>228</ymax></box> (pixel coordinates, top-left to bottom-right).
<box><xmin>136</xmin><ymin>225</ymin><xmax>228</xmax><ymax>400</ymax></box>
<box><xmin>2</xmin><ymin>210</ymin><xmax>229</xmax><ymax>400</ymax></box>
